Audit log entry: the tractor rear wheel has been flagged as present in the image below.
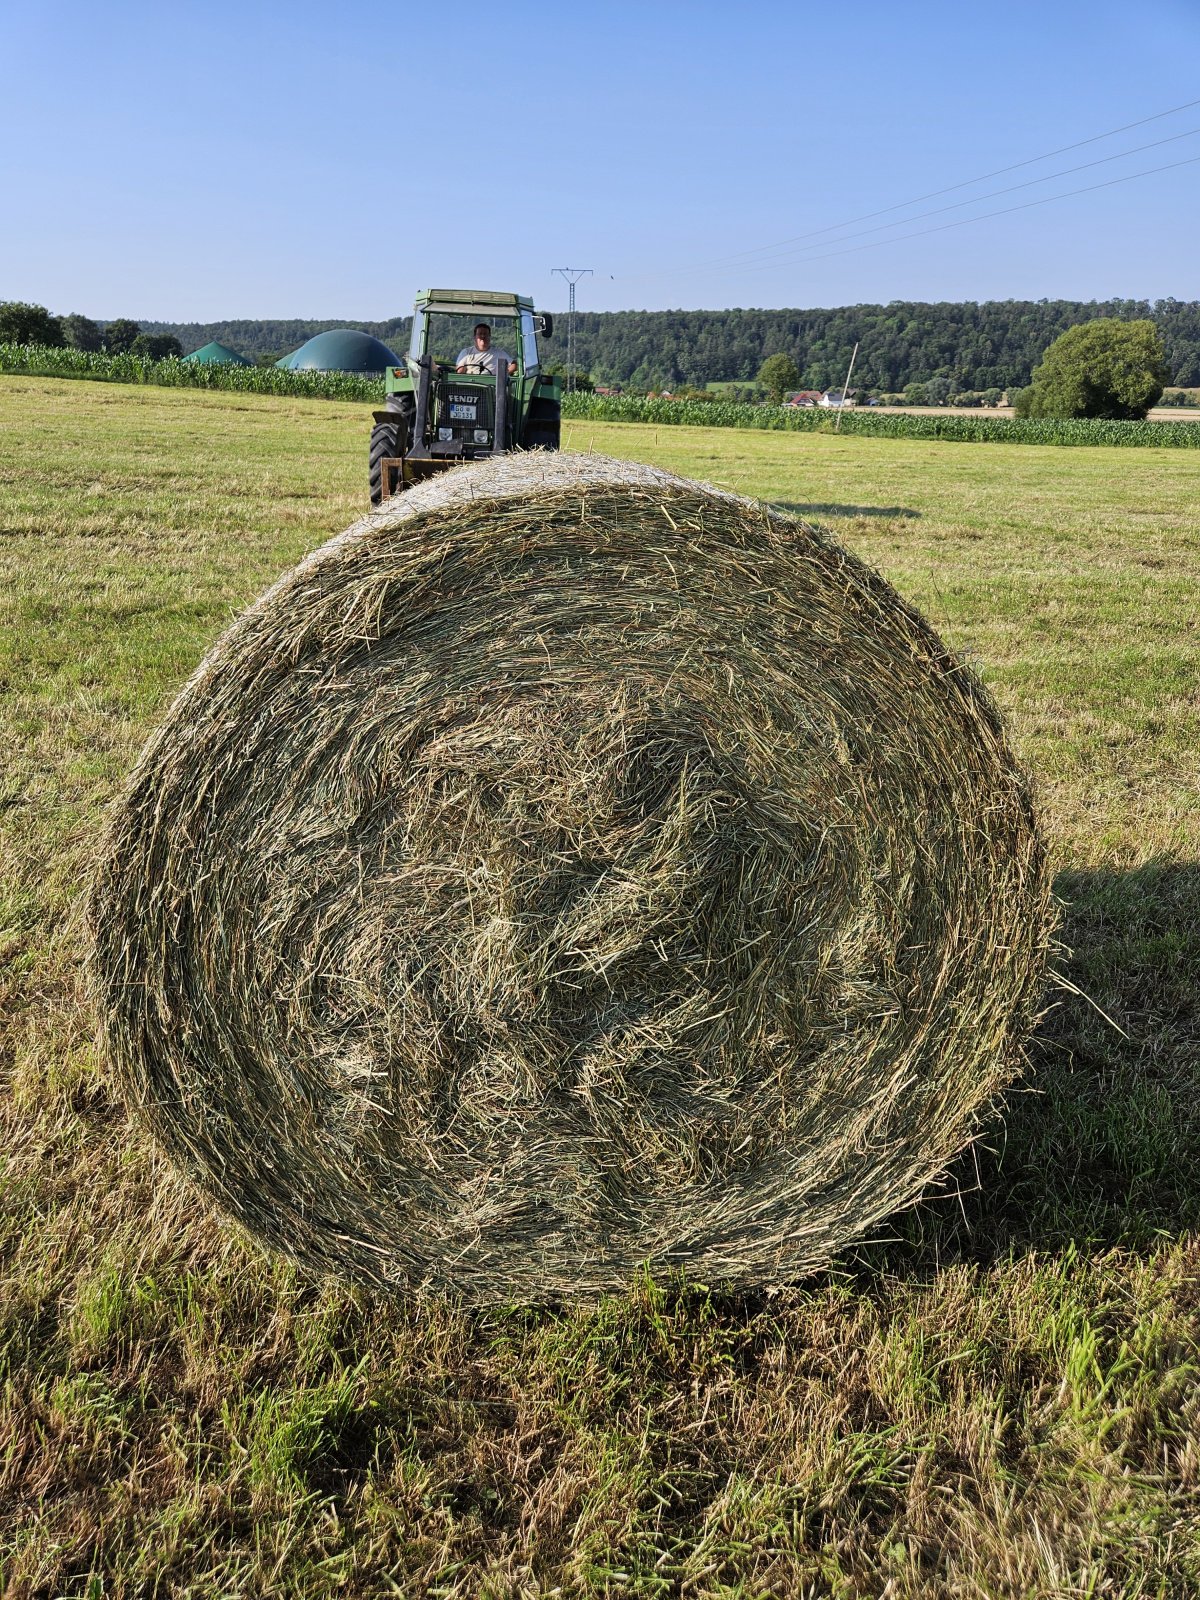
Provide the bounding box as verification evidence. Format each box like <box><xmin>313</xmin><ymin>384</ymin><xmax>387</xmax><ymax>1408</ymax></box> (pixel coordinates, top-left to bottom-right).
<box><xmin>523</xmin><ymin>396</ymin><xmax>561</xmax><ymax>451</ymax></box>
<box><xmin>369</xmin><ymin>421</ymin><xmax>403</xmax><ymax>506</ymax></box>
<box><xmin>386</xmin><ymin>391</ymin><xmax>416</xmax><ymax>434</ymax></box>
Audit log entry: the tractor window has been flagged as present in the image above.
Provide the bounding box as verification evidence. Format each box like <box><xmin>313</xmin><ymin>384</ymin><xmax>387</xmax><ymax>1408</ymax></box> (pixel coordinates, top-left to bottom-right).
<box><xmin>418</xmin><ymin>313</ymin><xmax>520</xmax><ymax>369</ymax></box>
<box><xmin>520</xmin><ymin>311</ymin><xmax>539</xmax><ymax>371</ymax></box>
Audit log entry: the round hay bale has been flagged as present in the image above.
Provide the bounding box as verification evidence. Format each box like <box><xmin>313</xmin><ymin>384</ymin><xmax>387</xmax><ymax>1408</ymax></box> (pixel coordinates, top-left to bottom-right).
<box><xmin>90</xmin><ymin>453</ymin><xmax>1052</xmax><ymax>1302</ymax></box>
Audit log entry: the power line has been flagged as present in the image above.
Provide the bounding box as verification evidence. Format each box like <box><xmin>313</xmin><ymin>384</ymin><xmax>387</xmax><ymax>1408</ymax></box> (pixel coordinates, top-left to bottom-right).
<box><xmin>687</xmin><ymin>95</ymin><xmax>1200</xmax><ymax>274</ymax></box>
<box><xmin>703</xmin><ymin>122</ymin><xmax>1200</xmax><ymax>277</ymax></box>
<box><xmin>727</xmin><ymin>151</ymin><xmax>1200</xmax><ymax>275</ymax></box>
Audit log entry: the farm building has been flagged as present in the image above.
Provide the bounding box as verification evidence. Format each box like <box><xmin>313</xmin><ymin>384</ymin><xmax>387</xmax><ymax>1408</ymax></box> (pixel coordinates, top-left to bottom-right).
<box><xmin>183</xmin><ymin>341</ymin><xmax>252</xmax><ymax>366</ymax></box>
<box><xmin>277</xmin><ymin>329</ymin><xmax>401</xmax><ymax>373</ymax></box>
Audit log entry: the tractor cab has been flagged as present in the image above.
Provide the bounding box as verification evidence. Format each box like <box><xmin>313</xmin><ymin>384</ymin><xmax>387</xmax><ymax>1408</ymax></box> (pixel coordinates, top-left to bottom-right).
<box><xmin>369</xmin><ymin>289</ymin><xmax>561</xmax><ymax>504</ymax></box>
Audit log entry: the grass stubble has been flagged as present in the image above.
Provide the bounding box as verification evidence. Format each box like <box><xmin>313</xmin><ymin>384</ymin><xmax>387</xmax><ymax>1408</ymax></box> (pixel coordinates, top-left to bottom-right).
<box><xmin>2</xmin><ymin>380</ymin><xmax>1199</xmax><ymax>1597</ymax></box>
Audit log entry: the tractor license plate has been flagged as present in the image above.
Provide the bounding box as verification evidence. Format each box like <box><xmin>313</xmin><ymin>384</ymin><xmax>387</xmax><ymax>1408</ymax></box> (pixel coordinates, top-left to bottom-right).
<box><xmin>449</xmin><ymin>403</ymin><xmax>476</xmax><ymax>420</ymax></box>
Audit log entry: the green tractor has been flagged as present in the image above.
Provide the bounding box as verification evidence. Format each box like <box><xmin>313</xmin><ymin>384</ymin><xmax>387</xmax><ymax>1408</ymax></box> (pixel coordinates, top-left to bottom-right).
<box><xmin>369</xmin><ymin>288</ymin><xmax>562</xmax><ymax>504</ymax></box>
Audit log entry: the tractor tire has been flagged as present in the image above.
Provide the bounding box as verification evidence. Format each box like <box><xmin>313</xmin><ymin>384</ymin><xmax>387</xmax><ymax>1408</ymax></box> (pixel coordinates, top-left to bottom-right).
<box><xmin>386</xmin><ymin>392</ymin><xmax>416</xmax><ymax>437</ymax></box>
<box><xmin>523</xmin><ymin>396</ymin><xmax>561</xmax><ymax>451</ymax></box>
<box><xmin>369</xmin><ymin>421</ymin><xmax>403</xmax><ymax>507</ymax></box>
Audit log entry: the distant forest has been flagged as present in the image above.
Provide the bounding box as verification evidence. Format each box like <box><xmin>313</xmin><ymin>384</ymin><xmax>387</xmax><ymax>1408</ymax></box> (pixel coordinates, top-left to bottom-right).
<box><xmin>142</xmin><ymin>299</ymin><xmax>1200</xmax><ymax>391</ymax></box>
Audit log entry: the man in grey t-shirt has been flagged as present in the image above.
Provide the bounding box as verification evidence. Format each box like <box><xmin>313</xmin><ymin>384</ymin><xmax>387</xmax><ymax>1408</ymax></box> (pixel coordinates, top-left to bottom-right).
<box><xmin>456</xmin><ymin>323</ymin><xmax>517</xmax><ymax>376</ymax></box>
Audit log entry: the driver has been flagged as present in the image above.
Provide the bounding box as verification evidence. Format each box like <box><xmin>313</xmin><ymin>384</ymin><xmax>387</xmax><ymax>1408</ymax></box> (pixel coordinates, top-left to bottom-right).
<box><xmin>456</xmin><ymin>323</ymin><xmax>517</xmax><ymax>377</ymax></box>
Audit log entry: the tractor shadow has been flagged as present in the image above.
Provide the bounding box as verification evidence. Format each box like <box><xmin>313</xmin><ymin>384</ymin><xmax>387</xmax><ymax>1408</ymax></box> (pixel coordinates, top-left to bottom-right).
<box><xmin>771</xmin><ymin>500</ymin><xmax>923</xmax><ymax>521</ymax></box>
<box><xmin>852</xmin><ymin>857</ymin><xmax>1200</xmax><ymax>1277</ymax></box>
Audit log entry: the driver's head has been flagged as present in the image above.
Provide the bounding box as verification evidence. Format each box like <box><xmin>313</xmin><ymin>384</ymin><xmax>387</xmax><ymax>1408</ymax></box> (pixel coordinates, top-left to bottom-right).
<box><xmin>474</xmin><ymin>323</ymin><xmax>492</xmax><ymax>348</ymax></box>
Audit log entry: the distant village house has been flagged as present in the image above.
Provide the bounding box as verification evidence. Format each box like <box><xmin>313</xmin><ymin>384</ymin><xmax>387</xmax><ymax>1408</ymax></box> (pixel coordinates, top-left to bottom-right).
<box><xmin>782</xmin><ymin>388</ymin><xmax>857</xmax><ymax>408</ymax></box>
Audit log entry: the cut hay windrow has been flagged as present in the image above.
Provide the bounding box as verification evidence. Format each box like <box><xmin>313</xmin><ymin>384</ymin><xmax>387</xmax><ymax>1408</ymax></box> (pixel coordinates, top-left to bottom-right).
<box><xmin>89</xmin><ymin>453</ymin><xmax>1053</xmax><ymax>1302</ymax></box>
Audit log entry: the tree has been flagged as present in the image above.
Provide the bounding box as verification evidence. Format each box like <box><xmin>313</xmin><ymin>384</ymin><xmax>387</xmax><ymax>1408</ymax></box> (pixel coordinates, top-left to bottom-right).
<box><xmin>130</xmin><ymin>333</ymin><xmax>183</xmax><ymax>361</ymax></box>
<box><xmin>543</xmin><ymin>363</ymin><xmax>595</xmax><ymax>392</ymax></box>
<box><xmin>103</xmin><ymin>318</ymin><xmax>142</xmax><ymax>354</ymax></box>
<box><xmin>902</xmin><ymin>381</ymin><xmax>927</xmax><ymax>405</ymax></box>
<box><xmin>757</xmin><ymin>351</ymin><xmax>800</xmax><ymax>403</ymax></box>
<box><xmin>61</xmin><ymin>313</ymin><xmax>103</xmax><ymax>351</ymax></box>
<box><xmin>924</xmin><ymin>374</ymin><xmax>953</xmax><ymax>405</ymax></box>
<box><xmin>1014</xmin><ymin>317</ymin><xmax>1170</xmax><ymax>420</ymax></box>
<box><xmin>0</xmin><ymin>301</ymin><xmax>64</xmax><ymax>346</ymax></box>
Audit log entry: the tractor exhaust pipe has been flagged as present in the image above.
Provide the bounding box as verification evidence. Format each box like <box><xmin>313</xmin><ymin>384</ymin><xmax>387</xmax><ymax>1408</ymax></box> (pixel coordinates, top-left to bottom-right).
<box><xmin>494</xmin><ymin>365</ymin><xmax>508</xmax><ymax>455</ymax></box>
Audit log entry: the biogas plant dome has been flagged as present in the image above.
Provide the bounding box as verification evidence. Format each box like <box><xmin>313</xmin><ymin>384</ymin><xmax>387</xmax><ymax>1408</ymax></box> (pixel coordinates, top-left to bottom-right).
<box><xmin>184</xmin><ymin>341</ymin><xmax>251</xmax><ymax>366</ymax></box>
<box><xmin>276</xmin><ymin>329</ymin><xmax>401</xmax><ymax>373</ymax></box>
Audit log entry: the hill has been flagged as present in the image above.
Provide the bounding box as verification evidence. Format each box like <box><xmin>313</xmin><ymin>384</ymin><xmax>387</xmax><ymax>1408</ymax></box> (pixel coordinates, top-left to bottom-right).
<box><xmin>140</xmin><ymin>297</ymin><xmax>1200</xmax><ymax>391</ymax></box>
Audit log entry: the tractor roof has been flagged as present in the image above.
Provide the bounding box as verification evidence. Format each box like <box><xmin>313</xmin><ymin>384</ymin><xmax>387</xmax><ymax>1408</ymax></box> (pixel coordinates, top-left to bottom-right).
<box><xmin>415</xmin><ymin>289</ymin><xmax>535</xmax><ymax>316</ymax></box>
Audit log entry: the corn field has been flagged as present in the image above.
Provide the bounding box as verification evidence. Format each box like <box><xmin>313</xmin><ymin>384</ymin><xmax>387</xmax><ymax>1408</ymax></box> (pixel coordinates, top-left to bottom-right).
<box><xmin>563</xmin><ymin>392</ymin><xmax>1200</xmax><ymax>447</ymax></box>
<box><xmin>4</xmin><ymin>343</ymin><xmax>1199</xmax><ymax>446</ymax></box>
<box><xmin>0</xmin><ymin>344</ymin><xmax>383</xmax><ymax>402</ymax></box>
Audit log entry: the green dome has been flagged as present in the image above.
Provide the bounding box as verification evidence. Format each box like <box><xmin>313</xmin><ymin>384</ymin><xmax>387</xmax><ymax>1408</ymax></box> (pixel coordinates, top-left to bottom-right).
<box><xmin>183</xmin><ymin>341</ymin><xmax>252</xmax><ymax>366</ymax></box>
<box><xmin>276</xmin><ymin>329</ymin><xmax>401</xmax><ymax>373</ymax></box>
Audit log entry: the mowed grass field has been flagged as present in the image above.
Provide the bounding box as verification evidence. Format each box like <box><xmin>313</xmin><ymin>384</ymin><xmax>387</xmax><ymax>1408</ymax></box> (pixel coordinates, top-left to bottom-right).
<box><xmin>2</xmin><ymin>377</ymin><xmax>1199</xmax><ymax>1598</ymax></box>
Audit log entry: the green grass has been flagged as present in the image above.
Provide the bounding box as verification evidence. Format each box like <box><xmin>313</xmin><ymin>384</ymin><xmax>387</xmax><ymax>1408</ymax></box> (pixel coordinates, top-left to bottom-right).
<box><xmin>2</xmin><ymin>377</ymin><xmax>1199</xmax><ymax>1597</ymax></box>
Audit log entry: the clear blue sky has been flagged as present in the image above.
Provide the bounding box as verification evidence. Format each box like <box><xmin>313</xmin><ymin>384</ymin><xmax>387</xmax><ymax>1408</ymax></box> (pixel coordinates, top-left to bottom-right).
<box><xmin>3</xmin><ymin>0</ymin><xmax>1197</xmax><ymax>321</ymax></box>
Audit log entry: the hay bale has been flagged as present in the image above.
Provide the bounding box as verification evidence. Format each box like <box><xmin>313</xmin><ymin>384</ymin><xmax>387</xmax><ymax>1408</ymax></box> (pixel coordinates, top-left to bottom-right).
<box><xmin>90</xmin><ymin>453</ymin><xmax>1052</xmax><ymax>1301</ymax></box>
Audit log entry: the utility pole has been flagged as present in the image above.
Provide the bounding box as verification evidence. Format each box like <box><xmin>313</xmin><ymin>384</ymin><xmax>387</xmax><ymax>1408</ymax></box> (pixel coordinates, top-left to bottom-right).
<box><xmin>834</xmin><ymin>342</ymin><xmax>859</xmax><ymax>433</ymax></box>
<box><xmin>551</xmin><ymin>267</ymin><xmax>592</xmax><ymax>392</ymax></box>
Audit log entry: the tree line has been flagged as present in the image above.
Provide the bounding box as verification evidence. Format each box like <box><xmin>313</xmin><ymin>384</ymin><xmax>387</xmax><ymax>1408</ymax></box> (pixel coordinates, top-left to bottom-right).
<box><xmin>137</xmin><ymin>298</ymin><xmax>1200</xmax><ymax>391</ymax></box>
<box><xmin>0</xmin><ymin>303</ymin><xmax>183</xmax><ymax>363</ymax></box>
<box><xmin>137</xmin><ymin>316</ymin><xmax>412</xmax><ymax>369</ymax></box>
<box><xmin>548</xmin><ymin>298</ymin><xmax>1200</xmax><ymax>392</ymax></box>
<box><xmin>754</xmin><ymin>318</ymin><xmax>1177</xmax><ymax>421</ymax></box>
<box><xmin>6</xmin><ymin>297</ymin><xmax>1200</xmax><ymax>392</ymax></box>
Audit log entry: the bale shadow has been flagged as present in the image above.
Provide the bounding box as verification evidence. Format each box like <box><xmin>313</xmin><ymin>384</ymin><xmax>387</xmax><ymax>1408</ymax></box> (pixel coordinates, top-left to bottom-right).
<box><xmin>771</xmin><ymin>501</ymin><xmax>922</xmax><ymax>520</ymax></box>
<box><xmin>855</xmin><ymin>857</ymin><xmax>1200</xmax><ymax>1277</ymax></box>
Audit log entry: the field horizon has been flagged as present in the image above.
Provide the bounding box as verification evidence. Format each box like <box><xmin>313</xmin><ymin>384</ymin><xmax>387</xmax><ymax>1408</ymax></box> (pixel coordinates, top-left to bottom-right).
<box><xmin>2</xmin><ymin>378</ymin><xmax>1198</xmax><ymax>1597</ymax></box>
